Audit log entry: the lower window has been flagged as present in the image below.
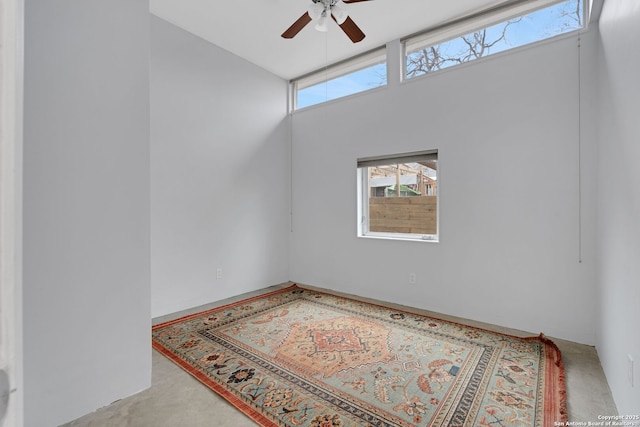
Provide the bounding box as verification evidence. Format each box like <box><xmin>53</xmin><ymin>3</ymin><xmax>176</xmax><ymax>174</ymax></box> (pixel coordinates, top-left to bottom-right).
<box><xmin>358</xmin><ymin>150</ymin><xmax>438</xmax><ymax>241</ymax></box>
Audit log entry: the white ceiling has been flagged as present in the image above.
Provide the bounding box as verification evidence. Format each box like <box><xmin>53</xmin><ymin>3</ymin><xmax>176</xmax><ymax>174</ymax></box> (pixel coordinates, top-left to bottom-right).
<box><xmin>150</xmin><ymin>0</ymin><xmax>508</xmax><ymax>80</ymax></box>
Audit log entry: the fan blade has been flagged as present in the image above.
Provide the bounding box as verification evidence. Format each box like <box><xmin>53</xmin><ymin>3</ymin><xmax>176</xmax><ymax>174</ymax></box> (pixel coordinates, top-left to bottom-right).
<box><xmin>336</xmin><ymin>15</ymin><xmax>365</xmax><ymax>43</ymax></box>
<box><xmin>281</xmin><ymin>12</ymin><xmax>312</xmax><ymax>39</ymax></box>
<box><xmin>342</xmin><ymin>0</ymin><xmax>373</xmax><ymax>3</ymax></box>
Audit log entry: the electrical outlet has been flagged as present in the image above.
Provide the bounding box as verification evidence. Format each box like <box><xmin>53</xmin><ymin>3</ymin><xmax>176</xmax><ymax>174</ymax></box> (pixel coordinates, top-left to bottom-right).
<box><xmin>216</xmin><ymin>268</ymin><xmax>223</xmax><ymax>280</ymax></box>
<box><xmin>409</xmin><ymin>273</ymin><xmax>416</xmax><ymax>284</ymax></box>
<box><xmin>628</xmin><ymin>354</ymin><xmax>634</xmax><ymax>387</ymax></box>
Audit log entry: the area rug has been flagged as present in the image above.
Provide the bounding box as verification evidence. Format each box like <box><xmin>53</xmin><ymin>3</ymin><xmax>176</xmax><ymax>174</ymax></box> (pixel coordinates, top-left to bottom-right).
<box><xmin>152</xmin><ymin>284</ymin><xmax>567</xmax><ymax>427</ymax></box>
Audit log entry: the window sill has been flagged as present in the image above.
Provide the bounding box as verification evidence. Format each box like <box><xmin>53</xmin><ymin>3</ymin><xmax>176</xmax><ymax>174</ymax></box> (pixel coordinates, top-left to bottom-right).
<box><xmin>358</xmin><ymin>234</ymin><xmax>439</xmax><ymax>243</ymax></box>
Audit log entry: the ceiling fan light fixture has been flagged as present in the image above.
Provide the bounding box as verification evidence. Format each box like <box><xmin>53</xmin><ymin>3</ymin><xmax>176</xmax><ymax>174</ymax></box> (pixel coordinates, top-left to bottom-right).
<box><xmin>308</xmin><ymin>3</ymin><xmax>324</xmax><ymax>21</ymax></box>
<box><xmin>331</xmin><ymin>2</ymin><xmax>348</xmax><ymax>25</ymax></box>
<box><xmin>315</xmin><ymin>13</ymin><xmax>329</xmax><ymax>32</ymax></box>
<box><xmin>281</xmin><ymin>0</ymin><xmax>368</xmax><ymax>43</ymax></box>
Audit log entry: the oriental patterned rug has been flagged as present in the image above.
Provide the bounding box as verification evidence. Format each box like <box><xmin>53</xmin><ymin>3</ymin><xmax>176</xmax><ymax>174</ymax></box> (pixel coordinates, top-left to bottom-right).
<box><xmin>152</xmin><ymin>284</ymin><xmax>567</xmax><ymax>427</ymax></box>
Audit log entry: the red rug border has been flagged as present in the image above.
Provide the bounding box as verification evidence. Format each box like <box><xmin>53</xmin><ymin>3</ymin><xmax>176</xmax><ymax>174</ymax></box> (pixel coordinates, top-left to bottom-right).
<box><xmin>152</xmin><ymin>339</ymin><xmax>281</xmax><ymax>427</ymax></box>
<box><xmin>152</xmin><ymin>282</ymin><xmax>568</xmax><ymax>425</ymax></box>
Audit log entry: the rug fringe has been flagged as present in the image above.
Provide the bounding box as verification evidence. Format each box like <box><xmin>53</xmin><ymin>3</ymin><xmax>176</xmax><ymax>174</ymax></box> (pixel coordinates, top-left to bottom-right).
<box><xmin>558</xmin><ymin>357</ymin><xmax>568</xmax><ymax>422</ymax></box>
<box><xmin>536</xmin><ymin>333</ymin><xmax>563</xmax><ymax>367</ymax></box>
<box><xmin>533</xmin><ymin>332</ymin><xmax>569</xmax><ymax>423</ymax></box>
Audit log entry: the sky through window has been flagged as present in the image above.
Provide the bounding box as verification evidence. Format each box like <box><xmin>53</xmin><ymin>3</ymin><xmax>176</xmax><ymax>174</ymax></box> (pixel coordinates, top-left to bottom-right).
<box><xmin>295</xmin><ymin>0</ymin><xmax>583</xmax><ymax>110</ymax></box>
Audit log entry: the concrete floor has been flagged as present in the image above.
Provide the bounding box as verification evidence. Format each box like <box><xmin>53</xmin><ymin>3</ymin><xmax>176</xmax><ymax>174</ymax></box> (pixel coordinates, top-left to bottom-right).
<box><xmin>62</xmin><ymin>283</ymin><xmax>618</xmax><ymax>426</ymax></box>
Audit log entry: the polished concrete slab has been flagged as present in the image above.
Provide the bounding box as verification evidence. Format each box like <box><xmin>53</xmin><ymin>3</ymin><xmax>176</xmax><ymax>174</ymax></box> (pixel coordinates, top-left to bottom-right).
<box><xmin>62</xmin><ymin>283</ymin><xmax>618</xmax><ymax>426</ymax></box>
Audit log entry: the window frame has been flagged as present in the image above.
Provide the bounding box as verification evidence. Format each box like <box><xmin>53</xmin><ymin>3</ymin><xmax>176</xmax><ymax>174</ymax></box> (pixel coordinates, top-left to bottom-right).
<box><xmin>291</xmin><ymin>46</ymin><xmax>387</xmax><ymax>111</ymax></box>
<box><xmin>357</xmin><ymin>150</ymin><xmax>439</xmax><ymax>242</ymax></box>
<box><xmin>402</xmin><ymin>0</ymin><xmax>586</xmax><ymax>81</ymax></box>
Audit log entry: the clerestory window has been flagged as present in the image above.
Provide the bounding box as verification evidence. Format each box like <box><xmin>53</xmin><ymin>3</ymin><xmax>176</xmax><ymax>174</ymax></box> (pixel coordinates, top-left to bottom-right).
<box><xmin>292</xmin><ymin>47</ymin><xmax>387</xmax><ymax>110</ymax></box>
<box><xmin>404</xmin><ymin>0</ymin><xmax>584</xmax><ymax>79</ymax></box>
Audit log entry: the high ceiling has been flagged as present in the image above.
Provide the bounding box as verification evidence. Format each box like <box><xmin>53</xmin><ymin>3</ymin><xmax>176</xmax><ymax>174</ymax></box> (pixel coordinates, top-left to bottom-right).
<box><xmin>150</xmin><ymin>0</ymin><xmax>509</xmax><ymax>80</ymax></box>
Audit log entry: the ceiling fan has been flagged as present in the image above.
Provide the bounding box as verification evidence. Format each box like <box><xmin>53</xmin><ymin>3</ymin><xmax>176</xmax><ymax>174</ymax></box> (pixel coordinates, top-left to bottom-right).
<box><xmin>281</xmin><ymin>0</ymin><xmax>372</xmax><ymax>43</ymax></box>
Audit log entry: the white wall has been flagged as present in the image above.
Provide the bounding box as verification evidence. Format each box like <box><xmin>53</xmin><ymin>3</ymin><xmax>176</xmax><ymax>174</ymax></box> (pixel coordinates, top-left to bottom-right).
<box><xmin>150</xmin><ymin>16</ymin><xmax>290</xmax><ymax>317</ymax></box>
<box><xmin>290</xmin><ymin>34</ymin><xmax>598</xmax><ymax>345</ymax></box>
<box><xmin>596</xmin><ymin>0</ymin><xmax>640</xmax><ymax>414</ymax></box>
<box><xmin>22</xmin><ymin>1</ymin><xmax>151</xmax><ymax>426</ymax></box>
<box><xmin>0</xmin><ymin>0</ymin><xmax>23</xmax><ymax>424</ymax></box>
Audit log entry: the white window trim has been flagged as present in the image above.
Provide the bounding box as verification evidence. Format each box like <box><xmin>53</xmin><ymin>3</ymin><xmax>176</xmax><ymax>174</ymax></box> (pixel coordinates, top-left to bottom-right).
<box><xmin>357</xmin><ymin>150</ymin><xmax>439</xmax><ymax>243</ymax></box>
<box><xmin>402</xmin><ymin>0</ymin><xmax>586</xmax><ymax>80</ymax></box>
<box><xmin>290</xmin><ymin>0</ymin><xmax>588</xmax><ymax>111</ymax></box>
<box><xmin>291</xmin><ymin>46</ymin><xmax>386</xmax><ymax>111</ymax></box>
<box><xmin>403</xmin><ymin>0</ymin><xmax>582</xmax><ymax>54</ymax></box>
